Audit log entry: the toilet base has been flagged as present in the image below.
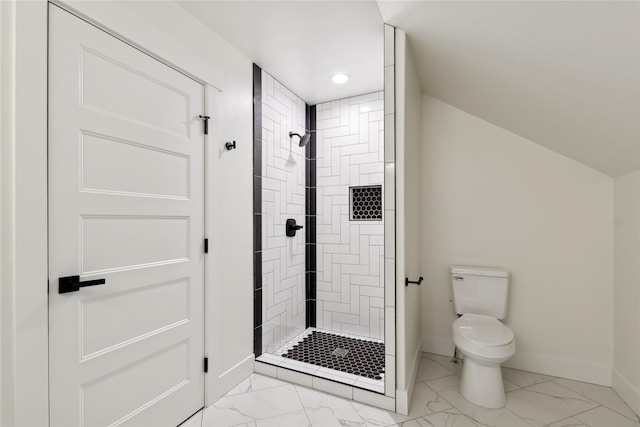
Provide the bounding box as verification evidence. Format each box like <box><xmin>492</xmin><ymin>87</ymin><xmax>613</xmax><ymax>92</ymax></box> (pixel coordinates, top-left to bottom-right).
<box><xmin>459</xmin><ymin>356</ymin><xmax>506</xmax><ymax>409</ymax></box>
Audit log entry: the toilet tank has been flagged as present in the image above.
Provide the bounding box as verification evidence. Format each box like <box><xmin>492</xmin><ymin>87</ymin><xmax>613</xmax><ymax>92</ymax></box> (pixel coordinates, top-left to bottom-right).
<box><xmin>451</xmin><ymin>265</ymin><xmax>510</xmax><ymax>319</ymax></box>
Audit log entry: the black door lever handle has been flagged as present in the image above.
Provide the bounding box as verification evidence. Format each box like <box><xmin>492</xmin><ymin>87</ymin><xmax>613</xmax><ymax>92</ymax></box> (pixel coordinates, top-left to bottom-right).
<box><xmin>59</xmin><ymin>275</ymin><xmax>106</xmax><ymax>294</ymax></box>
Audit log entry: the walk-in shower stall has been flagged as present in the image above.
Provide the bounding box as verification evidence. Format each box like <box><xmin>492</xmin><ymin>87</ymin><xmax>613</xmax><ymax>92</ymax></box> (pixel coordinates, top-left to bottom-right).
<box><xmin>253</xmin><ymin>58</ymin><xmax>396</xmax><ymax>401</ymax></box>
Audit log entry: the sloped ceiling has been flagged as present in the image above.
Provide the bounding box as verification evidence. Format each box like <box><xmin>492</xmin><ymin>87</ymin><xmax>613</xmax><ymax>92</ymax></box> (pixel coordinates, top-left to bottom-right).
<box><xmin>179</xmin><ymin>1</ymin><xmax>639</xmax><ymax>177</ymax></box>
<box><xmin>178</xmin><ymin>1</ymin><xmax>384</xmax><ymax>105</ymax></box>
<box><xmin>377</xmin><ymin>1</ymin><xmax>640</xmax><ymax>177</ymax></box>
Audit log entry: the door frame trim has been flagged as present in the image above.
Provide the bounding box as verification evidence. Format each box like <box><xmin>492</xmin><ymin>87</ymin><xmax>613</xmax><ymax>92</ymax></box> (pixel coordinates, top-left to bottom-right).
<box><xmin>2</xmin><ymin>2</ymin><xmax>212</xmax><ymax>424</ymax></box>
<box><xmin>49</xmin><ymin>1</ymin><xmax>210</xmax><ymax>89</ymax></box>
<box><xmin>1</xmin><ymin>1</ymin><xmax>48</xmax><ymax>425</ymax></box>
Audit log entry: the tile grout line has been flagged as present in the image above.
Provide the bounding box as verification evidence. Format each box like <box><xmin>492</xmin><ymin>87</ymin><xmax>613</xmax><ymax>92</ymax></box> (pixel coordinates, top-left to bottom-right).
<box><xmin>502</xmin><ymin>377</ymin><xmax>594</xmax><ymax>427</ymax></box>
<box><xmin>503</xmin><ymin>405</ymin><xmax>538</xmax><ymax>427</ymax></box>
<box><xmin>420</xmin><ymin>377</ymin><xmax>535</xmax><ymax>427</ymax></box>
<box><xmin>227</xmin><ymin>383</ymin><xmax>311</xmax><ymax>426</ymax></box>
<box><xmin>422</xmin><ymin>407</ymin><xmax>483</xmax><ymax>427</ymax></box>
<box><xmin>541</xmin><ymin>405</ymin><xmax>604</xmax><ymax>427</ymax></box>
<box><xmin>293</xmin><ymin>384</ymin><xmax>316</xmax><ymax>427</ymax></box>
<box><xmin>548</xmin><ymin>379</ymin><xmax>640</xmax><ymax>422</ymax></box>
<box><xmin>420</xmin><ymin>365</ymin><xmax>636</xmax><ymax>427</ymax></box>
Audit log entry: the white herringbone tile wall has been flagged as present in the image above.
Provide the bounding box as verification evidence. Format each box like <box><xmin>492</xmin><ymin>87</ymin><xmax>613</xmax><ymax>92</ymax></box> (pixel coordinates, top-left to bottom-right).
<box><xmin>261</xmin><ymin>71</ymin><xmax>307</xmax><ymax>353</ymax></box>
<box><xmin>315</xmin><ymin>92</ymin><xmax>385</xmax><ymax>339</ymax></box>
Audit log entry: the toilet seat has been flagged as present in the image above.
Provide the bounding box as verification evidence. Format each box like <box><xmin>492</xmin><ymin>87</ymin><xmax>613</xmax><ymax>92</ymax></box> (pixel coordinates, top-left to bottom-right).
<box><xmin>453</xmin><ymin>314</ymin><xmax>515</xmax><ymax>360</ymax></box>
<box><xmin>454</xmin><ymin>313</ymin><xmax>513</xmax><ymax>346</ymax></box>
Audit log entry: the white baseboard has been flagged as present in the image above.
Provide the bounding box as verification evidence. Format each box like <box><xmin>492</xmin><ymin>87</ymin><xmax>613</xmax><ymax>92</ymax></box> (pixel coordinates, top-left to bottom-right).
<box><xmin>396</xmin><ymin>337</ymin><xmax>423</xmax><ymax>415</ymax></box>
<box><xmin>504</xmin><ymin>350</ymin><xmax>612</xmax><ymax>386</ymax></box>
<box><xmin>422</xmin><ymin>335</ymin><xmax>455</xmax><ymax>357</ymax></box>
<box><xmin>422</xmin><ymin>335</ymin><xmax>611</xmax><ymax>386</ymax></box>
<box><xmin>206</xmin><ymin>354</ymin><xmax>254</xmax><ymax>405</ymax></box>
<box><xmin>612</xmin><ymin>369</ymin><xmax>640</xmax><ymax>416</ymax></box>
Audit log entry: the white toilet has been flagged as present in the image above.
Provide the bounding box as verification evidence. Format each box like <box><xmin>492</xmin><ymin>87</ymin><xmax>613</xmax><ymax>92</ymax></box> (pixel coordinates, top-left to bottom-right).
<box><xmin>451</xmin><ymin>265</ymin><xmax>516</xmax><ymax>409</ymax></box>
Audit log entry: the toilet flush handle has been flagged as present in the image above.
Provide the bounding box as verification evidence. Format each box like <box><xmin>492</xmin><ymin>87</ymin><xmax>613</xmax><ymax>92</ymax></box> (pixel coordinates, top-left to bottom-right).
<box><xmin>453</xmin><ymin>276</ymin><xmax>464</xmax><ymax>281</ymax></box>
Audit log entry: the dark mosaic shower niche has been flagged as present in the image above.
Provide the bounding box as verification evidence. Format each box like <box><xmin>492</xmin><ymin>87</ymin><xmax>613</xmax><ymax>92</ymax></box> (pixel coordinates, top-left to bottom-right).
<box><xmin>350</xmin><ymin>185</ymin><xmax>383</xmax><ymax>221</ymax></box>
<box><xmin>282</xmin><ymin>331</ymin><xmax>385</xmax><ymax>380</ymax></box>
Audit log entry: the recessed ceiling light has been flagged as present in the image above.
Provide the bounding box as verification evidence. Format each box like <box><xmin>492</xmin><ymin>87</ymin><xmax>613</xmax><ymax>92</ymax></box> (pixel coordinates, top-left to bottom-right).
<box><xmin>331</xmin><ymin>73</ymin><xmax>349</xmax><ymax>84</ymax></box>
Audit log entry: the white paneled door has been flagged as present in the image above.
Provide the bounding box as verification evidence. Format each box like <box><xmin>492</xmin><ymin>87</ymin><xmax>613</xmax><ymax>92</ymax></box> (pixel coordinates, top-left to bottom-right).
<box><xmin>48</xmin><ymin>6</ymin><xmax>205</xmax><ymax>426</ymax></box>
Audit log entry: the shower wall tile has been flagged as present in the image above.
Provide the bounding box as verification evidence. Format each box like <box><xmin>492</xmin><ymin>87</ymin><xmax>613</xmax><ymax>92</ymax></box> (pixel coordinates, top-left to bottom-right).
<box><xmin>260</xmin><ymin>70</ymin><xmax>307</xmax><ymax>354</ymax></box>
<box><xmin>315</xmin><ymin>91</ymin><xmax>385</xmax><ymax>340</ymax></box>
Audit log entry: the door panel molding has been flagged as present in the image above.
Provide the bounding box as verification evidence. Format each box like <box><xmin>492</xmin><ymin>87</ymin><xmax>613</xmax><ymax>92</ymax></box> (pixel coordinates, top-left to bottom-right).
<box><xmin>48</xmin><ymin>6</ymin><xmax>206</xmax><ymax>425</ymax></box>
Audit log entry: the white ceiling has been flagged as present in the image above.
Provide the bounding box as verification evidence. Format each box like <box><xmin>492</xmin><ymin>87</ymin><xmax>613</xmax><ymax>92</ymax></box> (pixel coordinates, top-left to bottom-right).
<box><xmin>379</xmin><ymin>1</ymin><xmax>639</xmax><ymax>177</ymax></box>
<box><xmin>178</xmin><ymin>1</ymin><xmax>384</xmax><ymax>105</ymax></box>
<box><xmin>179</xmin><ymin>1</ymin><xmax>639</xmax><ymax>177</ymax></box>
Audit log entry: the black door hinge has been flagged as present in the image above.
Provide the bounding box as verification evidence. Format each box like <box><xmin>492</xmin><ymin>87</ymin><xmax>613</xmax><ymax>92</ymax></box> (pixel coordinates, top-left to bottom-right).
<box><xmin>204</xmin><ymin>238</ymin><xmax>209</xmax><ymax>254</ymax></box>
<box><xmin>199</xmin><ymin>115</ymin><xmax>210</xmax><ymax>135</ymax></box>
<box><xmin>204</xmin><ymin>357</ymin><xmax>208</xmax><ymax>373</ymax></box>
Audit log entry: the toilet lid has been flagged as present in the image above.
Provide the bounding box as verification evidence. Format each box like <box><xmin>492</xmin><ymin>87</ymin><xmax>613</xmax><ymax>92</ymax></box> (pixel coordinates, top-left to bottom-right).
<box><xmin>453</xmin><ymin>314</ymin><xmax>514</xmax><ymax>347</ymax></box>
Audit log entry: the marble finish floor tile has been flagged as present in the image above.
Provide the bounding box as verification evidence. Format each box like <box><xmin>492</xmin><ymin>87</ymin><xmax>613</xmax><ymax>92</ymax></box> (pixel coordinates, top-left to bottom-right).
<box><xmin>186</xmin><ymin>367</ymin><xmax>637</xmax><ymax>427</ymax></box>
<box><xmin>505</xmin><ymin>381</ymin><xmax>599</xmax><ymax>426</ymax></box>
<box><xmin>421</xmin><ymin>353</ymin><xmax>462</xmax><ymax>376</ymax></box>
<box><xmin>255</xmin><ymin>410</ymin><xmax>311</xmax><ymax>427</ymax></box>
<box><xmin>396</xmin><ymin>408</ymin><xmax>477</xmax><ymax>427</ymax></box>
<box><xmin>352</xmin><ymin>383</ymin><xmax>451</xmax><ymax>426</ymax></box>
<box><xmin>552</xmin><ymin>378</ymin><xmax>640</xmax><ymax>422</ymax></box>
<box><xmin>201</xmin><ymin>384</ymin><xmax>303</xmax><ymax>426</ymax></box>
<box><xmin>296</xmin><ymin>385</ymin><xmax>367</xmax><ymax>426</ymax></box>
<box><xmin>573</xmin><ymin>406</ymin><xmax>640</xmax><ymax>427</ymax></box>
<box><xmin>250</xmin><ymin>373</ymin><xmax>291</xmax><ymax>392</ymax></box>
<box><xmin>502</xmin><ymin>367</ymin><xmax>555</xmax><ymax>389</ymax></box>
<box><xmin>225</xmin><ymin>373</ymin><xmax>290</xmax><ymax>397</ymax></box>
<box><xmin>416</xmin><ymin>358</ymin><xmax>454</xmax><ymax>383</ymax></box>
<box><xmin>503</xmin><ymin>378</ymin><xmax>521</xmax><ymax>393</ymax></box>
<box><xmin>546</xmin><ymin>417</ymin><xmax>589</xmax><ymax>427</ymax></box>
<box><xmin>225</xmin><ymin>377</ymin><xmax>252</xmax><ymax>396</ymax></box>
<box><xmin>407</xmin><ymin>383</ymin><xmax>453</xmax><ymax>418</ymax></box>
<box><xmin>426</xmin><ymin>375</ymin><xmax>531</xmax><ymax>427</ymax></box>
<box><xmin>352</xmin><ymin>400</ymin><xmax>412</xmax><ymax>426</ymax></box>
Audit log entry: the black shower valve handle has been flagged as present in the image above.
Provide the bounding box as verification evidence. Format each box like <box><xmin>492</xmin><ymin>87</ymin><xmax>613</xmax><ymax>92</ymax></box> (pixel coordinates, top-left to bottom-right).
<box><xmin>285</xmin><ymin>218</ymin><xmax>303</xmax><ymax>237</ymax></box>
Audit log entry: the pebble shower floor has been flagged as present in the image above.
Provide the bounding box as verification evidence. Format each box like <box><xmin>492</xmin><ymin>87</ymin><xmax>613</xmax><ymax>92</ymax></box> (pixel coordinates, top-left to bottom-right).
<box><xmin>281</xmin><ymin>330</ymin><xmax>385</xmax><ymax>380</ymax></box>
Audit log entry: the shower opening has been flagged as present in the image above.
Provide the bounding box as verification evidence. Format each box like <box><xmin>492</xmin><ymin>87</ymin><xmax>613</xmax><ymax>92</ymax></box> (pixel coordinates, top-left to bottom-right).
<box><xmin>253</xmin><ymin>64</ymin><xmax>391</xmax><ymax>395</ymax></box>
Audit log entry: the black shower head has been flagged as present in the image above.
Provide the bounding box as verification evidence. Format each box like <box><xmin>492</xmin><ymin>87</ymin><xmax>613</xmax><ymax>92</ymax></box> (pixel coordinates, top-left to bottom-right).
<box><xmin>289</xmin><ymin>131</ymin><xmax>312</xmax><ymax>148</ymax></box>
<box><xmin>299</xmin><ymin>132</ymin><xmax>311</xmax><ymax>147</ymax></box>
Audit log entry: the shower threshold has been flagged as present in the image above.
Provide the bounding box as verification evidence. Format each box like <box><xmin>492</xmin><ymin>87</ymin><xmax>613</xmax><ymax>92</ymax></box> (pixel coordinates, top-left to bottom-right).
<box><xmin>256</xmin><ymin>328</ymin><xmax>385</xmax><ymax>394</ymax></box>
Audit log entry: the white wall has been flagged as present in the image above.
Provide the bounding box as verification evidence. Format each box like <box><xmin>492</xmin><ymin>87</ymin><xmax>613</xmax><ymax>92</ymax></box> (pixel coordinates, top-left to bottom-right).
<box><xmin>394</xmin><ymin>29</ymin><xmax>423</xmax><ymax>414</ymax></box>
<box><xmin>1</xmin><ymin>1</ymin><xmax>255</xmax><ymax>422</ymax></box>
<box><xmin>260</xmin><ymin>71</ymin><xmax>307</xmax><ymax>353</ymax></box>
<box><xmin>0</xmin><ymin>2</ymin><xmax>15</xmax><ymax>424</ymax></box>
<box><xmin>315</xmin><ymin>92</ymin><xmax>385</xmax><ymax>339</ymax></box>
<box><xmin>420</xmin><ymin>95</ymin><xmax>614</xmax><ymax>385</ymax></box>
<box><xmin>613</xmin><ymin>170</ymin><xmax>640</xmax><ymax>414</ymax></box>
